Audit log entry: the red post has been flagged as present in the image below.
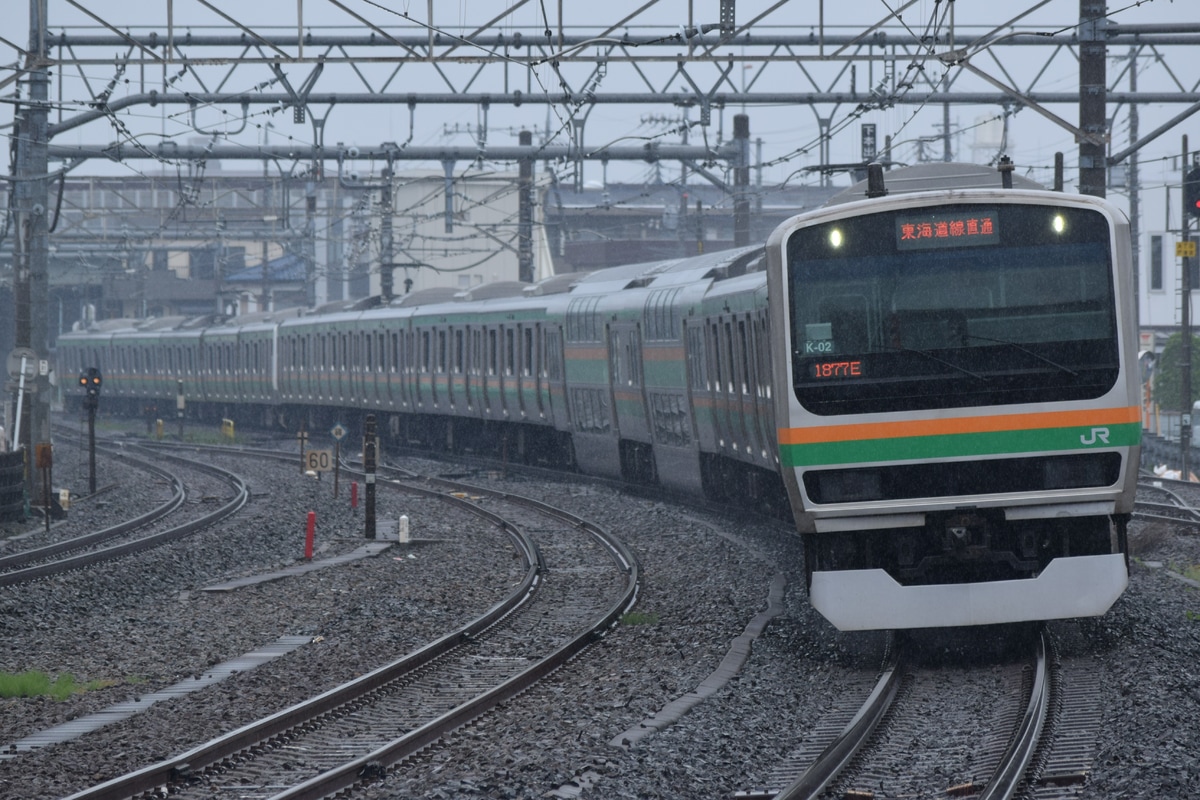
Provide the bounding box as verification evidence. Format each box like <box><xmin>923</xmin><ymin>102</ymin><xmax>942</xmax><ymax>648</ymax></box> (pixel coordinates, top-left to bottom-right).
<box><xmin>305</xmin><ymin>511</ymin><xmax>316</xmax><ymax>560</ymax></box>
<box><xmin>350</xmin><ymin>481</ymin><xmax>359</xmax><ymax>510</ymax></box>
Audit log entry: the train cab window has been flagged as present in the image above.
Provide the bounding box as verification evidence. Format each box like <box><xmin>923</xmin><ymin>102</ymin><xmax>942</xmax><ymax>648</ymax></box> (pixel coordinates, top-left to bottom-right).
<box><xmin>787</xmin><ymin>202</ymin><xmax>1120</xmax><ymax>414</ymax></box>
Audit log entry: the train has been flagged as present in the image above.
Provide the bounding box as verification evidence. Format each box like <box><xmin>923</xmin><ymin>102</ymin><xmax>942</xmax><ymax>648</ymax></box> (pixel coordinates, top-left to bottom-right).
<box><xmin>56</xmin><ymin>163</ymin><xmax>1141</xmax><ymax>631</ymax></box>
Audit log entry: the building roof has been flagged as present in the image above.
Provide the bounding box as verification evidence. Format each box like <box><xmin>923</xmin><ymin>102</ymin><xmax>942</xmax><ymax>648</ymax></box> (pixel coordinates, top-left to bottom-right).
<box><xmin>225</xmin><ymin>252</ymin><xmax>306</xmax><ymax>283</ymax></box>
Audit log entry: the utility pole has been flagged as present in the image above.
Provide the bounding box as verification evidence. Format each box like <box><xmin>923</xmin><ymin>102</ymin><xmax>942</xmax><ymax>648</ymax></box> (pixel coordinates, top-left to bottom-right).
<box><xmin>305</xmin><ymin>180</ymin><xmax>318</xmax><ymax>307</ymax></box>
<box><xmin>1183</xmin><ymin>134</ymin><xmax>1194</xmax><ymax>479</ymax></box>
<box><xmin>11</xmin><ymin>0</ymin><xmax>51</xmax><ymax>500</ymax></box>
<box><xmin>733</xmin><ymin>114</ymin><xmax>750</xmax><ymax>247</ymax></box>
<box><xmin>380</xmin><ymin>160</ymin><xmax>394</xmax><ymax>300</ymax></box>
<box><xmin>518</xmin><ymin>129</ymin><xmax>534</xmax><ymax>283</ymax></box>
<box><xmin>1078</xmin><ymin>0</ymin><xmax>1107</xmax><ymax>198</ymax></box>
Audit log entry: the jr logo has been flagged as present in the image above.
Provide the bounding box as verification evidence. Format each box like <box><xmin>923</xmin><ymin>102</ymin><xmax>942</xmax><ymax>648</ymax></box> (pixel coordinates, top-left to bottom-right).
<box><xmin>1080</xmin><ymin>427</ymin><xmax>1110</xmax><ymax>445</ymax></box>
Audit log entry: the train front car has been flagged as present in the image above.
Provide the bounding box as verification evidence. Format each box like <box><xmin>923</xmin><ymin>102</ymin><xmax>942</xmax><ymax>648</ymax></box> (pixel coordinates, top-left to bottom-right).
<box><xmin>766</xmin><ymin>182</ymin><xmax>1139</xmax><ymax>630</ymax></box>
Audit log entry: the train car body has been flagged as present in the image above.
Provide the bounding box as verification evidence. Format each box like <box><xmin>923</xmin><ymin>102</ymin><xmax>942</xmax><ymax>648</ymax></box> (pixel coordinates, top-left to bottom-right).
<box><xmin>56</xmin><ymin>163</ymin><xmax>1139</xmax><ymax>631</ymax></box>
<box><xmin>765</xmin><ymin>167</ymin><xmax>1139</xmax><ymax>629</ymax></box>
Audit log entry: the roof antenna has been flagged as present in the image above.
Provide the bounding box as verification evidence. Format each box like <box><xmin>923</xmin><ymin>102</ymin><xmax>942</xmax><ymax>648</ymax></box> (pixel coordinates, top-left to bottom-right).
<box><xmin>997</xmin><ymin>155</ymin><xmax>1014</xmax><ymax>189</ymax></box>
<box><xmin>865</xmin><ymin>162</ymin><xmax>888</xmax><ymax>198</ymax></box>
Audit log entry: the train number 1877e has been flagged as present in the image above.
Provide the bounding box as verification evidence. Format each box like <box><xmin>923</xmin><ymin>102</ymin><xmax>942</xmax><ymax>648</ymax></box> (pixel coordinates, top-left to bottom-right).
<box><xmin>811</xmin><ymin>360</ymin><xmax>863</xmax><ymax>379</ymax></box>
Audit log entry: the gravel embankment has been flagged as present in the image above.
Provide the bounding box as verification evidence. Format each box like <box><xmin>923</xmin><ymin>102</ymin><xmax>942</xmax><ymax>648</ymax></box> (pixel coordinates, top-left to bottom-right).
<box><xmin>1</xmin><ymin>439</ymin><xmax>1198</xmax><ymax>799</ymax></box>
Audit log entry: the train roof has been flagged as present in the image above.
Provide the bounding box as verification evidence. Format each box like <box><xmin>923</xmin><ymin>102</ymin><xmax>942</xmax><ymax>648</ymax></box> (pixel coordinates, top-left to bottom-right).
<box><xmin>569</xmin><ymin>245</ymin><xmax>763</xmax><ymax>295</ymax></box>
<box><xmin>826</xmin><ymin>162</ymin><xmax>1046</xmax><ymax>206</ymax></box>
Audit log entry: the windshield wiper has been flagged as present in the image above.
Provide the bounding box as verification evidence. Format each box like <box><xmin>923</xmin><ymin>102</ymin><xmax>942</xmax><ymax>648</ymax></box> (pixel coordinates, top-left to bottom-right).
<box><xmin>965</xmin><ymin>334</ymin><xmax>1079</xmax><ymax>377</ymax></box>
<box><xmin>879</xmin><ymin>345</ymin><xmax>989</xmax><ymax>382</ymax></box>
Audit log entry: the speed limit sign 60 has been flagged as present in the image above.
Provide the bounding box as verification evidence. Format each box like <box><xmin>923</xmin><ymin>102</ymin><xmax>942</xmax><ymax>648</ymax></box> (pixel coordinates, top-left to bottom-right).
<box><xmin>305</xmin><ymin>449</ymin><xmax>333</xmax><ymax>472</ymax></box>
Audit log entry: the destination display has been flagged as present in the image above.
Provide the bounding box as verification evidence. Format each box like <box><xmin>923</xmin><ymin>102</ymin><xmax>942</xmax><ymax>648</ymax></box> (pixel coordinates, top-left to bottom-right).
<box><xmin>896</xmin><ymin>209</ymin><xmax>1000</xmax><ymax>250</ymax></box>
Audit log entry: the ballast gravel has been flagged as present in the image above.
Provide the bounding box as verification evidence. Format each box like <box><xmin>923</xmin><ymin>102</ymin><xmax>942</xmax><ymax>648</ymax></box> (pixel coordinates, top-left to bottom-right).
<box><xmin>0</xmin><ymin>434</ymin><xmax>1198</xmax><ymax>799</ymax></box>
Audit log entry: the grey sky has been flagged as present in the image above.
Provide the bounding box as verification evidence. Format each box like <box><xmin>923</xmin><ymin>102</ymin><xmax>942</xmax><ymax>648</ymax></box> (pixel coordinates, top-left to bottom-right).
<box><xmin>2</xmin><ymin>0</ymin><xmax>1194</xmax><ymax>204</ymax></box>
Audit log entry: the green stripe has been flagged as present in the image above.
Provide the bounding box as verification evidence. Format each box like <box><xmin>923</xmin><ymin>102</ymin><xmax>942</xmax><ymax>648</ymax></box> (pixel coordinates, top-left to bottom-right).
<box><xmin>780</xmin><ymin>422</ymin><xmax>1141</xmax><ymax>468</ymax></box>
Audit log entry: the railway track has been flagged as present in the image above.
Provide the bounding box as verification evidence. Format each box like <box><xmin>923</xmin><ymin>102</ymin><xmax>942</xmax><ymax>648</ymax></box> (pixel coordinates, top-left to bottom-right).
<box><xmin>1135</xmin><ymin>477</ymin><xmax>1200</xmax><ymax>528</ymax></box>
<box><xmin>61</xmin><ymin>450</ymin><xmax>639</xmax><ymax>800</ymax></box>
<box><xmin>740</xmin><ymin>629</ymin><xmax>1056</xmax><ymax>800</ymax></box>
<box><xmin>0</xmin><ymin>444</ymin><xmax>247</xmax><ymax>587</ymax></box>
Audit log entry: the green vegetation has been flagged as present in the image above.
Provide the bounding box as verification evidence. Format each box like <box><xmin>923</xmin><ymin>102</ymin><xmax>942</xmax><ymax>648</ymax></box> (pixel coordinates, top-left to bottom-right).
<box><xmin>0</xmin><ymin>670</ymin><xmax>114</xmax><ymax>701</ymax></box>
<box><xmin>1151</xmin><ymin>332</ymin><xmax>1200</xmax><ymax>411</ymax></box>
<box><xmin>620</xmin><ymin>610</ymin><xmax>660</xmax><ymax>626</ymax></box>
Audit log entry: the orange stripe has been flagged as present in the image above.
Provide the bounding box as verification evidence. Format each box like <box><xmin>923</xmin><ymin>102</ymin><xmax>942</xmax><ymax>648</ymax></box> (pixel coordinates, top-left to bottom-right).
<box><xmin>777</xmin><ymin>406</ymin><xmax>1140</xmax><ymax>445</ymax></box>
<box><xmin>644</xmin><ymin>347</ymin><xmax>684</xmax><ymax>361</ymax></box>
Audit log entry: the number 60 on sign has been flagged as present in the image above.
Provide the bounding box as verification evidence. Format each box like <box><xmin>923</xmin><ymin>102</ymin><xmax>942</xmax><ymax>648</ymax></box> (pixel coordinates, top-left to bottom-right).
<box><xmin>305</xmin><ymin>449</ymin><xmax>333</xmax><ymax>472</ymax></box>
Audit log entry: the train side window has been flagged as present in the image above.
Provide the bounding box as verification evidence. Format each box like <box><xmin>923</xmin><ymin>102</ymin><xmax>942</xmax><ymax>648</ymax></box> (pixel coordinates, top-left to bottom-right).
<box><xmin>537</xmin><ymin>327</ymin><xmax>547</xmax><ymax>377</ymax></box>
<box><xmin>705</xmin><ymin>325</ymin><xmax>716</xmax><ymax>392</ymax></box>
<box><xmin>437</xmin><ymin>331</ymin><xmax>447</xmax><ymax>373</ymax></box>
<box><xmin>420</xmin><ymin>331</ymin><xmax>431</xmax><ymax>373</ymax></box>
<box><xmin>687</xmin><ymin>326</ymin><xmax>706</xmax><ymax>390</ymax></box>
<box><xmin>454</xmin><ymin>330</ymin><xmax>464</xmax><ymax>373</ymax></box>
<box><xmin>739</xmin><ymin>319</ymin><xmax>751</xmax><ymax>395</ymax></box>
<box><xmin>546</xmin><ymin>329</ymin><xmax>563</xmax><ymax>380</ymax></box>
<box><xmin>609</xmin><ymin>333</ymin><xmax>622</xmax><ymax>384</ymax></box>
<box><xmin>523</xmin><ymin>327</ymin><xmax>534</xmax><ymax>377</ymax></box>
<box><xmin>505</xmin><ymin>328</ymin><xmax>515</xmax><ymax>376</ymax></box>
<box><xmin>630</xmin><ymin>329</ymin><xmax>642</xmax><ymax>387</ymax></box>
<box><xmin>488</xmin><ymin>329</ymin><xmax>498</xmax><ymax>376</ymax></box>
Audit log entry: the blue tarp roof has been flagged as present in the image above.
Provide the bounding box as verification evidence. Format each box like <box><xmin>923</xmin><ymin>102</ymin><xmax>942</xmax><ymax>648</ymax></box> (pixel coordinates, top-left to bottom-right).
<box><xmin>225</xmin><ymin>252</ymin><xmax>306</xmax><ymax>283</ymax></box>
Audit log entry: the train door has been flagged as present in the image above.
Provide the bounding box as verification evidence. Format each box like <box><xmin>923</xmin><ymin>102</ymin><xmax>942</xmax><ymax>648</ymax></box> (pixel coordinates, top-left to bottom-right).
<box><xmin>543</xmin><ymin>326</ymin><xmax>565</xmax><ymax>427</ymax></box>
<box><xmin>735</xmin><ymin>317</ymin><xmax>758</xmax><ymax>458</ymax></box>
<box><xmin>502</xmin><ymin>325</ymin><xmax>517</xmax><ymax>418</ymax></box>
<box><xmin>437</xmin><ymin>328</ymin><xmax>449</xmax><ymax>410</ymax></box>
<box><xmin>485</xmin><ymin>327</ymin><xmax>499</xmax><ymax>415</ymax></box>
<box><xmin>729</xmin><ymin>318</ymin><xmax>752</xmax><ymax>453</ymax></box>
<box><xmin>339</xmin><ymin>332</ymin><xmax>350</xmax><ymax>402</ymax></box>
<box><xmin>521</xmin><ymin>324</ymin><xmax>544</xmax><ymax>420</ymax></box>
<box><xmin>463</xmin><ymin>326</ymin><xmax>472</xmax><ymax>412</ymax></box>
<box><xmin>708</xmin><ymin>320</ymin><xmax>735</xmax><ymax>451</ymax></box>
<box><xmin>387</xmin><ymin>329</ymin><xmax>400</xmax><ymax>407</ymax></box>
<box><xmin>607</xmin><ymin>322</ymin><xmax>650</xmax><ymax>442</ymax></box>
<box><xmin>374</xmin><ymin>329</ymin><xmax>388</xmax><ymax>407</ymax></box>
<box><xmin>683</xmin><ymin>323</ymin><xmax>708</xmax><ymax>447</ymax></box>
<box><xmin>451</xmin><ymin>328</ymin><xmax>465</xmax><ymax>410</ymax></box>
<box><xmin>315</xmin><ymin>334</ymin><xmax>328</xmax><ymax>401</ymax></box>
<box><xmin>400</xmin><ymin>329</ymin><xmax>415</xmax><ymax>408</ymax></box>
<box><xmin>749</xmin><ymin>312</ymin><xmax>774</xmax><ymax>460</ymax></box>
<box><xmin>418</xmin><ymin>329</ymin><xmax>432</xmax><ymax>408</ymax></box>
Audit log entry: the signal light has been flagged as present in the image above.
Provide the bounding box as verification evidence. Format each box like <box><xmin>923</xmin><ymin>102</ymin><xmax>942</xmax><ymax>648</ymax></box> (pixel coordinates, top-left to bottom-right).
<box><xmin>1186</xmin><ymin>167</ymin><xmax>1200</xmax><ymax>219</ymax></box>
<box><xmin>81</xmin><ymin>367</ymin><xmax>102</xmax><ymax>409</ymax></box>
